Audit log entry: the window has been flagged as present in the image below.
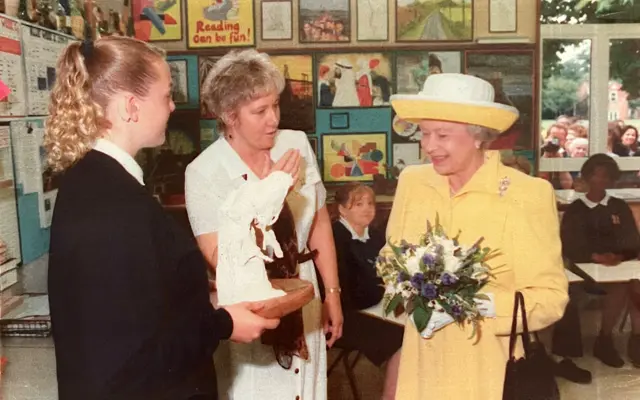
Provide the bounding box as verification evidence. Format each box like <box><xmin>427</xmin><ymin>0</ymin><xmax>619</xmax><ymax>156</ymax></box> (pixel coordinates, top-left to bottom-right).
<box><xmin>540</xmin><ymin>2</ymin><xmax>640</xmax><ymax>191</ymax></box>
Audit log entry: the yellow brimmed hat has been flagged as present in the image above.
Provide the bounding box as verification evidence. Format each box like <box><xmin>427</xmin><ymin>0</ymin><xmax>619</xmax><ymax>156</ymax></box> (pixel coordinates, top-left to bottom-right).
<box><xmin>390</xmin><ymin>73</ymin><xmax>519</xmax><ymax>133</ymax></box>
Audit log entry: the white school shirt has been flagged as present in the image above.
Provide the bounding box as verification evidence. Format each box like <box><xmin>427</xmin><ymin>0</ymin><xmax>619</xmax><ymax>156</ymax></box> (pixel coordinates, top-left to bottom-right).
<box><xmin>93</xmin><ymin>139</ymin><xmax>144</xmax><ymax>186</ymax></box>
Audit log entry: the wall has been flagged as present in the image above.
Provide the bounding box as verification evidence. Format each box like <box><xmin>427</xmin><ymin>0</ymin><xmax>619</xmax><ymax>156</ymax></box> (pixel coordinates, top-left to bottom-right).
<box><xmin>153</xmin><ymin>0</ymin><xmax>537</xmax><ymax>52</ymax></box>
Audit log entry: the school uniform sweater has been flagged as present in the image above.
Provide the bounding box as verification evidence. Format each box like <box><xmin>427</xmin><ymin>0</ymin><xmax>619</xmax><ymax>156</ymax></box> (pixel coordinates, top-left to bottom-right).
<box><xmin>48</xmin><ymin>150</ymin><xmax>233</xmax><ymax>400</ymax></box>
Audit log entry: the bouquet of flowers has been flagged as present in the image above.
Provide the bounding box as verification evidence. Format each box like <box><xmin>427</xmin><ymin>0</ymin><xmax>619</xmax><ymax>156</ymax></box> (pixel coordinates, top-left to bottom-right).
<box><xmin>376</xmin><ymin>215</ymin><xmax>498</xmax><ymax>340</ymax></box>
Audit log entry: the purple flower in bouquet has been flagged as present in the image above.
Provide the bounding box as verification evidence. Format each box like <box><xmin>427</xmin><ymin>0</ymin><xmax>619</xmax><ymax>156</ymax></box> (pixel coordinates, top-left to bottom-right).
<box><xmin>451</xmin><ymin>304</ymin><xmax>463</xmax><ymax>317</ymax></box>
<box><xmin>421</xmin><ymin>282</ymin><xmax>438</xmax><ymax>300</ymax></box>
<box><xmin>397</xmin><ymin>271</ymin><xmax>410</xmax><ymax>283</ymax></box>
<box><xmin>421</xmin><ymin>253</ymin><xmax>435</xmax><ymax>268</ymax></box>
<box><xmin>441</xmin><ymin>272</ymin><xmax>458</xmax><ymax>286</ymax></box>
<box><xmin>410</xmin><ymin>273</ymin><xmax>425</xmax><ymax>289</ymax></box>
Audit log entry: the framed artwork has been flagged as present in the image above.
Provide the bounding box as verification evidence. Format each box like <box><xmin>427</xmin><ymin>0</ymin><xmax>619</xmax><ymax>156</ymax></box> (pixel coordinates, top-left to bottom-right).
<box><xmin>261</xmin><ymin>0</ymin><xmax>293</xmax><ymax>40</ymax></box>
<box><xmin>392</xmin><ymin>112</ymin><xmax>421</xmax><ymax>143</ymax></box>
<box><xmin>489</xmin><ymin>0</ymin><xmax>517</xmax><ymax>33</ymax></box>
<box><xmin>356</xmin><ymin>0</ymin><xmax>389</xmax><ymax>41</ymax></box>
<box><xmin>144</xmin><ymin>110</ymin><xmax>201</xmax><ymax>196</ymax></box>
<box><xmin>316</xmin><ymin>52</ymin><xmax>392</xmax><ymax>108</ymax></box>
<box><xmin>395</xmin><ymin>0</ymin><xmax>473</xmax><ymax>42</ymax></box>
<box><xmin>198</xmin><ymin>56</ymin><xmax>222</xmax><ymax>118</ymax></box>
<box><xmin>395</xmin><ymin>51</ymin><xmax>462</xmax><ymax>94</ymax></box>
<box><xmin>322</xmin><ymin>133</ymin><xmax>387</xmax><ymax>182</ymax></box>
<box><xmin>330</xmin><ymin>112</ymin><xmax>350</xmax><ymax>129</ymax></box>
<box><xmin>269</xmin><ymin>55</ymin><xmax>314</xmax><ymax>132</ymax></box>
<box><xmin>132</xmin><ymin>0</ymin><xmax>183</xmax><ymax>42</ymax></box>
<box><xmin>465</xmin><ymin>50</ymin><xmax>535</xmax><ymax>150</ymax></box>
<box><xmin>167</xmin><ymin>55</ymin><xmax>200</xmax><ymax>110</ymax></box>
<box><xmin>393</xmin><ymin>142</ymin><xmax>422</xmax><ymax>168</ymax></box>
<box><xmin>299</xmin><ymin>0</ymin><xmax>350</xmax><ymax>43</ymax></box>
<box><xmin>186</xmin><ymin>0</ymin><xmax>255</xmax><ymax>48</ymax></box>
<box><xmin>308</xmin><ymin>136</ymin><xmax>318</xmax><ymax>156</ymax></box>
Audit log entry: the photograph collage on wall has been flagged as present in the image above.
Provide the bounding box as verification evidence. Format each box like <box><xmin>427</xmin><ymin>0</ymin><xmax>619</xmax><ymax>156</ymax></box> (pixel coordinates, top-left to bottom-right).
<box><xmin>299</xmin><ymin>0</ymin><xmax>351</xmax><ymax>43</ymax></box>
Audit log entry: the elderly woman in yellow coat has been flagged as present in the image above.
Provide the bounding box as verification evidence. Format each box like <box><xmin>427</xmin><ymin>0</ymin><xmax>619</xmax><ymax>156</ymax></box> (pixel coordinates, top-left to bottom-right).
<box><xmin>387</xmin><ymin>73</ymin><xmax>569</xmax><ymax>399</ymax></box>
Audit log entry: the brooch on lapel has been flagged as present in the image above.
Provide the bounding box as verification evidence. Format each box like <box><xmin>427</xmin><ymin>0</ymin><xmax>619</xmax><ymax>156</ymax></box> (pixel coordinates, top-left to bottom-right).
<box><xmin>498</xmin><ymin>176</ymin><xmax>510</xmax><ymax>197</ymax></box>
<box><xmin>612</xmin><ymin>214</ymin><xmax>621</xmax><ymax>225</ymax></box>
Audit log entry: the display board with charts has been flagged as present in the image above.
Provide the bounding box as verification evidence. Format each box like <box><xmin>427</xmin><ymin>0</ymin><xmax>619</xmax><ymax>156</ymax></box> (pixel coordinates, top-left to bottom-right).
<box><xmin>0</xmin><ymin>14</ymin><xmax>26</xmax><ymax>117</ymax></box>
<box><xmin>20</xmin><ymin>22</ymin><xmax>72</xmax><ymax>116</ymax></box>
<box><xmin>0</xmin><ymin>15</ymin><xmax>72</xmax><ymax>268</ymax></box>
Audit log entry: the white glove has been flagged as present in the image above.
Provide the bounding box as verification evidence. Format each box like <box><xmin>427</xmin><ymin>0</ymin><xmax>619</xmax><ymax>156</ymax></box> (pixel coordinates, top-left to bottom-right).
<box><xmin>475</xmin><ymin>292</ymin><xmax>496</xmax><ymax>318</ymax></box>
<box><xmin>412</xmin><ymin>310</ymin><xmax>454</xmax><ymax>339</ymax></box>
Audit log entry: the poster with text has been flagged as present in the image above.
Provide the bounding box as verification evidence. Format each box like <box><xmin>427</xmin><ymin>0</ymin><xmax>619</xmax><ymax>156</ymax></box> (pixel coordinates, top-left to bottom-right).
<box><xmin>187</xmin><ymin>0</ymin><xmax>255</xmax><ymax>48</ymax></box>
<box><xmin>133</xmin><ymin>0</ymin><xmax>183</xmax><ymax>42</ymax></box>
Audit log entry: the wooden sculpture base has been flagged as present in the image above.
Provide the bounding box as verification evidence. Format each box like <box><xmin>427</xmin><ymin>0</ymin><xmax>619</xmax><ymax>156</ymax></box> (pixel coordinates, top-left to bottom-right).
<box><xmin>254</xmin><ymin>279</ymin><xmax>314</xmax><ymax>319</ymax></box>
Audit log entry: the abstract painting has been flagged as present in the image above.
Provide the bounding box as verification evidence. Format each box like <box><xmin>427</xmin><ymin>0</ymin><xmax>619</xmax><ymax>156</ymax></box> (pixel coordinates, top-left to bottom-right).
<box><xmin>269</xmin><ymin>55</ymin><xmax>314</xmax><ymax>132</ymax></box>
<box><xmin>299</xmin><ymin>0</ymin><xmax>350</xmax><ymax>43</ymax></box>
<box><xmin>322</xmin><ymin>133</ymin><xmax>387</xmax><ymax>182</ymax></box>
<box><xmin>316</xmin><ymin>53</ymin><xmax>392</xmax><ymax>108</ymax></box>
<box><xmin>396</xmin><ymin>0</ymin><xmax>473</xmax><ymax>42</ymax></box>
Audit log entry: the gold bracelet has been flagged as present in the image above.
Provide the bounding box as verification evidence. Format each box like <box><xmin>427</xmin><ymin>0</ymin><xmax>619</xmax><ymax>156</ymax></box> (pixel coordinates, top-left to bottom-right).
<box><xmin>326</xmin><ymin>287</ymin><xmax>342</xmax><ymax>294</ymax></box>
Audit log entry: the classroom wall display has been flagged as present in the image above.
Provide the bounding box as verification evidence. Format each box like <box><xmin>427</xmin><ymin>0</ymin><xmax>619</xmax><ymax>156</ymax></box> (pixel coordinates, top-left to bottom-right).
<box><xmin>0</xmin><ymin>123</ymin><xmax>21</xmax><ymax>272</ymax></box>
<box><xmin>10</xmin><ymin>119</ymin><xmax>51</xmax><ymax>263</ymax></box>
<box><xmin>20</xmin><ymin>23</ymin><xmax>72</xmax><ymax>116</ymax></box>
<box><xmin>393</xmin><ymin>142</ymin><xmax>422</xmax><ymax>170</ymax></box>
<box><xmin>395</xmin><ymin>0</ymin><xmax>473</xmax><ymax>42</ymax></box>
<box><xmin>261</xmin><ymin>0</ymin><xmax>293</xmax><ymax>40</ymax></box>
<box><xmin>465</xmin><ymin>50</ymin><xmax>535</xmax><ymax>150</ymax></box>
<box><xmin>395</xmin><ymin>51</ymin><xmax>462</xmax><ymax>94</ymax></box>
<box><xmin>0</xmin><ymin>15</ymin><xmax>26</xmax><ymax>117</ymax></box>
<box><xmin>316</xmin><ymin>52</ymin><xmax>392</xmax><ymax>108</ymax></box>
<box><xmin>270</xmin><ymin>54</ymin><xmax>314</xmax><ymax>132</ymax></box>
<box><xmin>391</xmin><ymin>112</ymin><xmax>420</xmax><ymax>143</ymax></box>
<box><xmin>133</xmin><ymin>0</ymin><xmax>184</xmax><ymax>42</ymax></box>
<box><xmin>187</xmin><ymin>0</ymin><xmax>255</xmax><ymax>48</ymax></box>
<box><xmin>199</xmin><ymin>55</ymin><xmax>222</xmax><ymax>118</ymax></box>
<box><xmin>144</xmin><ymin>110</ymin><xmax>201</xmax><ymax>197</ymax></box>
<box><xmin>299</xmin><ymin>0</ymin><xmax>350</xmax><ymax>43</ymax></box>
<box><xmin>356</xmin><ymin>0</ymin><xmax>389</xmax><ymax>41</ymax></box>
<box><xmin>167</xmin><ymin>54</ymin><xmax>200</xmax><ymax>110</ymax></box>
<box><xmin>200</xmin><ymin>119</ymin><xmax>220</xmax><ymax>149</ymax></box>
<box><xmin>308</xmin><ymin>136</ymin><xmax>318</xmax><ymax>156</ymax></box>
<box><xmin>322</xmin><ymin>132</ymin><xmax>387</xmax><ymax>182</ymax></box>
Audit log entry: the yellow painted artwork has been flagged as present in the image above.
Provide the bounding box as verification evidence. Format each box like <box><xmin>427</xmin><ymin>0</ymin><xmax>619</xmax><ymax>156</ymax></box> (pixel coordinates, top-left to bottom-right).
<box><xmin>133</xmin><ymin>0</ymin><xmax>183</xmax><ymax>42</ymax></box>
<box><xmin>322</xmin><ymin>133</ymin><xmax>387</xmax><ymax>182</ymax></box>
<box><xmin>187</xmin><ymin>0</ymin><xmax>255</xmax><ymax>48</ymax></box>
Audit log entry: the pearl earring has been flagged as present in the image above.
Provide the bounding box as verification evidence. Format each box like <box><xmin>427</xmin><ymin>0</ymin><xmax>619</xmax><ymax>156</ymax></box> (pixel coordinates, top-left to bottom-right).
<box><xmin>475</xmin><ymin>142</ymin><xmax>481</xmax><ymax>149</ymax></box>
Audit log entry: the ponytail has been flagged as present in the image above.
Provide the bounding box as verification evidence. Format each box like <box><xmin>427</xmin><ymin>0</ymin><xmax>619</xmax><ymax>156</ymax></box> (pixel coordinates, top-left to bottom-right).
<box><xmin>44</xmin><ymin>41</ymin><xmax>104</xmax><ymax>172</ymax></box>
<box><xmin>44</xmin><ymin>36</ymin><xmax>165</xmax><ymax>173</ymax></box>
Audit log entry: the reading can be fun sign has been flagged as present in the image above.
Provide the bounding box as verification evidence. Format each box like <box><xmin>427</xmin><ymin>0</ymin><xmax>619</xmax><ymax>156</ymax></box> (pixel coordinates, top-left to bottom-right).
<box><xmin>187</xmin><ymin>0</ymin><xmax>254</xmax><ymax>48</ymax></box>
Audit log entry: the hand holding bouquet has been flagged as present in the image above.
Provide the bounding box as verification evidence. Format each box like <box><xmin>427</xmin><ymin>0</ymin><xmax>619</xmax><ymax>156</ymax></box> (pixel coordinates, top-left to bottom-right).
<box><xmin>376</xmin><ymin>215</ymin><xmax>498</xmax><ymax>340</ymax></box>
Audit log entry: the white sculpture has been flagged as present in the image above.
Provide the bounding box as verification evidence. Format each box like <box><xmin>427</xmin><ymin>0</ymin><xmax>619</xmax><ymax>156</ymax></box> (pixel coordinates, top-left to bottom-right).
<box><xmin>216</xmin><ymin>171</ymin><xmax>293</xmax><ymax>306</ymax></box>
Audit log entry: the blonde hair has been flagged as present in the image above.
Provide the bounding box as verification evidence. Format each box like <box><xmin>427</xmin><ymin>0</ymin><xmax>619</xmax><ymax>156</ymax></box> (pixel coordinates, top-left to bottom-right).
<box><xmin>568</xmin><ymin>123</ymin><xmax>588</xmax><ymax>138</ymax></box>
<box><xmin>201</xmin><ymin>49</ymin><xmax>285</xmax><ymax>134</ymax></box>
<box><xmin>332</xmin><ymin>183</ymin><xmax>375</xmax><ymax>220</ymax></box>
<box><xmin>44</xmin><ymin>36</ymin><xmax>165</xmax><ymax>172</ymax></box>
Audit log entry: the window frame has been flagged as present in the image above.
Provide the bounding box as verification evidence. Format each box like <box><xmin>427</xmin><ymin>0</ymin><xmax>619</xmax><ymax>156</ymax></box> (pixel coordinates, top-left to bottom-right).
<box><xmin>539</xmin><ymin>24</ymin><xmax>640</xmax><ymax>174</ymax></box>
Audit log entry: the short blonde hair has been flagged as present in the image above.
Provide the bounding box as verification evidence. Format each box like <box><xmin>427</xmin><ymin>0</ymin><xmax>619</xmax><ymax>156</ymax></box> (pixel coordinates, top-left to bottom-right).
<box><xmin>201</xmin><ymin>49</ymin><xmax>285</xmax><ymax>133</ymax></box>
<box><xmin>44</xmin><ymin>36</ymin><xmax>164</xmax><ymax>172</ymax></box>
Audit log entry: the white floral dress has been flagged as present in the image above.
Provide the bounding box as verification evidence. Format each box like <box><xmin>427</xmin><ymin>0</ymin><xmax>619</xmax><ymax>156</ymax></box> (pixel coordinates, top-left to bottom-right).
<box><xmin>185</xmin><ymin>129</ymin><xmax>327</xmax><ymax>400</ymax></box>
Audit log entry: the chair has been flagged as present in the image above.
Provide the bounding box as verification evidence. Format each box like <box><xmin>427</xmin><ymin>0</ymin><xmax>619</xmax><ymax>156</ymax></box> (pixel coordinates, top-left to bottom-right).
<box><xmin>328</xmin><ymin>345</ymin><xmax>363</xmax><ymax>400</ymax></box>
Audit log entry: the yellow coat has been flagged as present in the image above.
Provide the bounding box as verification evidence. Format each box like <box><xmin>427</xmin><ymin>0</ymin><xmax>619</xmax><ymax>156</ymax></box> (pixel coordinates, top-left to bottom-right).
<box><xmin>388</xmin><ymin>151</ymin><xmax>569</xmax><ymax>400</ymax></box>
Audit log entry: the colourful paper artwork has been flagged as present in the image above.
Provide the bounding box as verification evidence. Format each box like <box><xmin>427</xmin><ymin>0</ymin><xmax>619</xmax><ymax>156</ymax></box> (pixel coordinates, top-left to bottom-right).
<box><xmin>322</xmin><ymin>133</ymin><xmax>387</xmax><ymax>182</ymax></box>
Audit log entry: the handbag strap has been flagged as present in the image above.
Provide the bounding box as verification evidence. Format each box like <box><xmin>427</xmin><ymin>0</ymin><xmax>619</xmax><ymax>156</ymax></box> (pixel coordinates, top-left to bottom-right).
<box><xmin>508</xmin><ymin>291</ymin><xmax>531</xmax><ymax>359</ymax></box>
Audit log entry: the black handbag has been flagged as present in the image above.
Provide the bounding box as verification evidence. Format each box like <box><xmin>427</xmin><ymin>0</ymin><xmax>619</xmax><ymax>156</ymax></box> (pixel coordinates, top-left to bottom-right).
<box><xmin>502</xmin><ymin>291</ymin><xmax>560</xmax><ymax>400</ymax></box>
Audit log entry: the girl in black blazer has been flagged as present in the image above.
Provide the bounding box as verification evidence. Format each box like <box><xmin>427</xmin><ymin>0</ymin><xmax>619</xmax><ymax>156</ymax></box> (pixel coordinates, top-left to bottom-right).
<box><xmin>331</xmin><ymin>183</ymin><xmax>403</xmax><ymax>400</ymax></box>
<box><xmin>45</xmin><ymin>36</ymin><xmax>278</xmax><ymax>400</ymax></box>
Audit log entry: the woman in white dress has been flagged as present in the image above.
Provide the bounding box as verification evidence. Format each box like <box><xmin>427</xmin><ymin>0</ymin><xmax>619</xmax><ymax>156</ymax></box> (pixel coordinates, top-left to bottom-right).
<box><xmin>185</xmin><ymin>49</ymin><xmax>343</xmax><ymax>400</ymax></box>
